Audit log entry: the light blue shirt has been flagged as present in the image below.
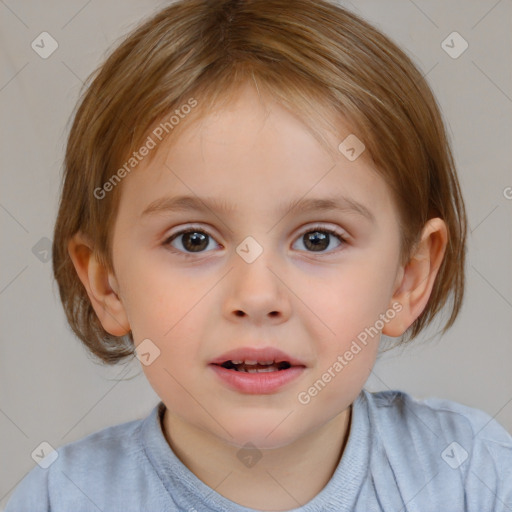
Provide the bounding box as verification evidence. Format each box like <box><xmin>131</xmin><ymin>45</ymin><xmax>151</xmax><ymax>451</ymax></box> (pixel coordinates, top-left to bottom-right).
<box><xmin>5</xmin><ymin>389</ymin><xmax>512</xmax><ymax>511</ymax></box>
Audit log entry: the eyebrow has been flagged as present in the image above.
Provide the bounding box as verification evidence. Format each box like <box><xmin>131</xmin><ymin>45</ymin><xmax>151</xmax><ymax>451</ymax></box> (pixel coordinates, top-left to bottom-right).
<box><xmin>141</xmin><ymin>194</ymin><xmax>375</xmax><ymax>223</ymax></box>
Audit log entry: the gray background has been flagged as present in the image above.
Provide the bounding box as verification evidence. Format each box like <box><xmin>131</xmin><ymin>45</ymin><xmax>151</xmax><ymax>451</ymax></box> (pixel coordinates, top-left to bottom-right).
<box><xmin>1</xmin><ymin>0</ymin><xmax>511</xmax><ymax>506</ymax></box>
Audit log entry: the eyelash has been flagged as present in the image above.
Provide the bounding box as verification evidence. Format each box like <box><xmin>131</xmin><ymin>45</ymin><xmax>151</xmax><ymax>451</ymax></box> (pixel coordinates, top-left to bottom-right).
<box><xmin>163</xmin><ymin>224</ymin><xmax>348</xmax><ymax>258</ymax></box>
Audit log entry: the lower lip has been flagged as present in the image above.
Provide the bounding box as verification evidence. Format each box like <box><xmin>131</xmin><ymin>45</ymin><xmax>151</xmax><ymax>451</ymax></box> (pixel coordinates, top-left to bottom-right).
<box><xmin>209</xmin><ymin>364</ymin><xmax>305</xmax><ymax>394</ymax></box>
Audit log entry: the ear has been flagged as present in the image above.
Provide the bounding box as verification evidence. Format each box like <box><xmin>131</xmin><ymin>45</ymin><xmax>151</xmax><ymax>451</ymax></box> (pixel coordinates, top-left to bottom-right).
<box><xmin>382</xmin><ymin>218</ymin><xmax>448</xmax><ymax>337</ymax></box>
<box><xmin>67</xmin><ymin>232</ymin><xmax>130</xmax><ymax>336</ymax></box>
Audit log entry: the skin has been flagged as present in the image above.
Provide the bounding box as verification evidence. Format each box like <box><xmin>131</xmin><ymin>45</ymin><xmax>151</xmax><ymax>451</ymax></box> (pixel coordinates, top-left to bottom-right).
<box><xmin>69</xmin><ymin>82</ymin><xmax>447</xmax><ymax>510</ymax></box>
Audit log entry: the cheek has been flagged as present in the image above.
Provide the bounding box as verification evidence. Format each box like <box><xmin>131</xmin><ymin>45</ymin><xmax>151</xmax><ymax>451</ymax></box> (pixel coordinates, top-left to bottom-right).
<box><xmin>319</xmin><ymin>265</ymin><xmax>392</xmax><ymax>334</ymax></box>
<box><xmin>305</xmin><ymin>254</ymin><xmax>396</xmax><ymax>383</ymax></box>
<box><xmin>118</xmin><ymin>254</ymin><xmax>194</xmax><ymax>339</ymax></box>
<box><xmin>122</xmin><ymin>262</ymin><xmax>209</xmax><ymax>363</ymax></box>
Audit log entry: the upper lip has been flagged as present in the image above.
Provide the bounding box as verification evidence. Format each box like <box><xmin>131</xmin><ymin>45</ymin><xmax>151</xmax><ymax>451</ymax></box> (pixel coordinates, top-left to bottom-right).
<box><xmin>209</xmin><ymin>347</ymin><xmax>306</xmax><ymax>366</ymax></box>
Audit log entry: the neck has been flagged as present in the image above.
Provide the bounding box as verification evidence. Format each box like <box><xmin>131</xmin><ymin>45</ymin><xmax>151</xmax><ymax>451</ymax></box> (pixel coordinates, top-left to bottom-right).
<box><xmin>162</xmin><ymin>407</ymin><xmax>352</xmax><ymax>510</ymax></box>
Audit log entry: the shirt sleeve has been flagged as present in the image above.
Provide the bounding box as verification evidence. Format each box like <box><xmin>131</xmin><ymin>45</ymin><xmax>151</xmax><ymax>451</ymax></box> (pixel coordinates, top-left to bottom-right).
<box><xmin>464</xmin><ymin>418</ymin><xmax>512</xmax><ymax>511</ymax></box>
<box><xmin>3</xmin><ymin>465</ymin><xmax>50</xmax><ymax>512</ymax></box>
<box><xmin>424</xmin><ymin>395</ymin><xmax>512</xmax><ymax>512</ymax></box>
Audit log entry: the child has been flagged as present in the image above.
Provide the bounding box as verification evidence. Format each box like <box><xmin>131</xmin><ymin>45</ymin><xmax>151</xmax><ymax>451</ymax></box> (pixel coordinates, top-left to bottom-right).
<box><xmin>6</xmin><ymin>0</ymin><xmax>511</xmax><ymax>510</ymax></box>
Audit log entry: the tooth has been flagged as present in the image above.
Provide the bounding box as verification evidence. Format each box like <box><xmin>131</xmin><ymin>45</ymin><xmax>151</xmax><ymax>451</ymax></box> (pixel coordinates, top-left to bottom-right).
<box><xmin>244</xmin><ymin>360</ymin><xmax>258</xmax><ymax>365</ymax></box>
<box><xmin>231</xmin><ymin>360</ymin><xmax>243</xmax><ymax>364</ymax></box>
<box><xmin>243</xmin><ymin>367</ymin><xmax>280</xmax><ymax>373</ymax></box>
<box><xmin>259</xmin><ymin>360</ymin><xmax>274</xmax><ymax>365</ymax></box>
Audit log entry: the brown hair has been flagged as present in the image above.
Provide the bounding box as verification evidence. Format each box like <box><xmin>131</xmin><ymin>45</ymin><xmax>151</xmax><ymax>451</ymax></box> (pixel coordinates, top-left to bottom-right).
<box><xmin>52</xmin><ymin>0</ymin><xmax>467</xmax><ymax>365</ymax></box>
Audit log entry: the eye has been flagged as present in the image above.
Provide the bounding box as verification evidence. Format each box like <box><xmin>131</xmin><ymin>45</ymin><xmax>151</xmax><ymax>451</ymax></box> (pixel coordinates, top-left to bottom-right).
<box><xmin>163</xmin><ymin>224</ymin><xmax>348</xmax><ymax>257</ymax></box>
<box><xmin>292</xmin><ymin>225</ymin><xmax>347</xmax><ymax>254</ymax></box>
<box><xmin>164</xmin><ymin>227</ymin><xmax>220</xmax><ymax>255</ymax></box>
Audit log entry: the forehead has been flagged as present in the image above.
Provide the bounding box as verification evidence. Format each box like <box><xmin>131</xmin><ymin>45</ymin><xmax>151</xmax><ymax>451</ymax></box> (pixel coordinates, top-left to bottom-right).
<box><xmin>114</xmin><ymin>83</ymin><xmax>394</xmax><ymax>227</ymax></box>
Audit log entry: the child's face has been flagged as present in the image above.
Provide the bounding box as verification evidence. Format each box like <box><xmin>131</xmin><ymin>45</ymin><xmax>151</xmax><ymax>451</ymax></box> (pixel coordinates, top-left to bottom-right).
<box><xmin>109</xmin><ymin>83</ymin><xmax>404</xmax><ymax>448</ymax></box>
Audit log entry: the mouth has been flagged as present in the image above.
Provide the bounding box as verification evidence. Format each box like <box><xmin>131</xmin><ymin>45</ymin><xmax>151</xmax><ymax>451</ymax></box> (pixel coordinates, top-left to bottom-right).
<box><xmin>215</xmin><ymin>359</ymin><xmax>293</xmax><ymax>373</ymax></box>
<box><xmin>208</xmin><ymin>347</ymin><xmax>306</xmax><ymax>394</ymax></box>
<box><xmin>209</xmin><ymin>346</ymin><xmax>306</xmax><ymax>371</ymax></box>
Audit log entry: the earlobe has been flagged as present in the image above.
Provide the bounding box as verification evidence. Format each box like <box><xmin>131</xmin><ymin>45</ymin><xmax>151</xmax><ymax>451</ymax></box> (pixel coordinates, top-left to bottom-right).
<box><xmin>382</xmin><ymin>218</ymin><xmax>448</xmax><ymax>338</ymax></box>
<box><xmin>67</xmin><ymin>232</ymin><xmax>130</xmax><ymax>336</ymax></box>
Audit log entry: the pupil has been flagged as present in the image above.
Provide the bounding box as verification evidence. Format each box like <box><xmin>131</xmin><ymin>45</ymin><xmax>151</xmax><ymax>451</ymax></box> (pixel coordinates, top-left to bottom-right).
<box><xmin>184</xmin><ymin>232</ymin><xmax>208</xmax><ymax>252</ymax></box>
<box><xmin>181</xmin><ymin>231</ymin><xmax>329</xmax><ymax>253</ymax></box>
<box><xmin>305</xmin><ymin>231</ymin><xmax>328</xmax><ymax>251</ymax></box>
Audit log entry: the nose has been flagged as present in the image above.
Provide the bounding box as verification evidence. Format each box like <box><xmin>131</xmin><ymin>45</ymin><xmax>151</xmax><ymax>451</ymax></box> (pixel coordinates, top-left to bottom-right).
<box><xmin>223</xmin><ymin>248</ymin><xmax>292</xmax><ymax>325</ymax></box>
